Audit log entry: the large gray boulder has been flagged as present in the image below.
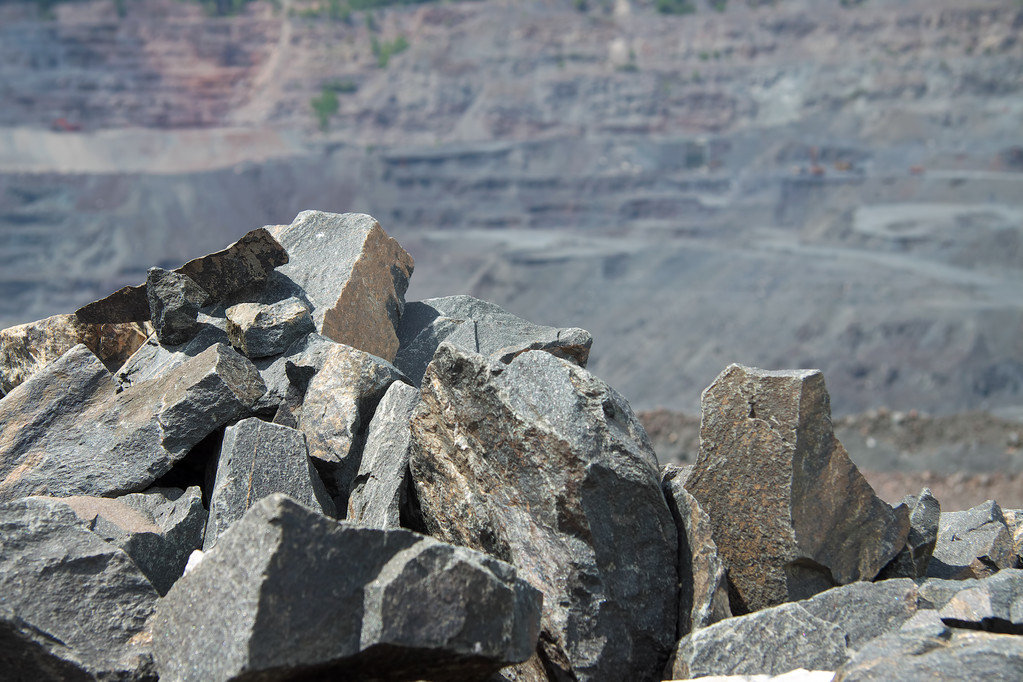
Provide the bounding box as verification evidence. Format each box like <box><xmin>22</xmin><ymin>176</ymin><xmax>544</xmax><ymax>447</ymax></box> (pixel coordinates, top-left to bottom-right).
<box><xmin>0</xmin><ymin>343</ymin><xmax>265</xmax><ymax>501</ymax></box>
<box><xmin>347</xmin><ymin>380</ymin><xmax>421</xmax><ymax>528</ymax></box>
<box><xmin>0</xmin><ymin>497</ymin><xmax>159</xmax><ymax>680</ymax></box>
<box><xmin>879</xmin><ymin>489</ymin><xmax>940</xmax><ymax>580</ymax></box>
<box><xmin>152</xmin><ymin>494</ymin><xmax>542</xmax><ymax>682</ymax></box>
<box><xmin>409</xmin><ymin>344</ymin><xmax>678</xmax><ymax>682</ymax></box>
<box><xmin>297</xmin><ymin>342</ymin><xmax>407</xmax><ymax>511</ymax></box>
<box><xmin>671</xmin><ymin>603</ymin><xmax>849</xmax><ymax>680</ymax></box>
<box><xmin>224</xmin><ymin>297</ymin><xmax>314</xmax><ymax>359</ymax></box>
<box><xmin>36</xmin><ymin>486</ymin><xmax>206</xmax><ymax>596</ymax></box>
<box><xmin>394</xmin><ymin>295</ymin><xmax>593</xmax><ymax>385</ymax></box>
<box><xmin>264</xmin><ymin>211</ymin><xmax>414</xmax><ymax>362</ymax></box>
<box><xmin>662</xmin><ymin>463</ymin><xmax>731</xmax><ymax>637</ymax></box>
<box><xmin>204</xmin><ymin>417</ymin><xmax>335</xmax><ymax>550</ymax></box>
<box><xmin>927</xmin><ymin>500</ymin><xmax>1018</xmax><ymax>580</ymax></box>
<box><xmin>800</xmin><ymin>579</ymin><xmax>920</xmax><ymax>650</ymax></box>
<box><xmin>686</xmin><ymin>364</ymin><xmax>909</xmax><ymax>613</ymax></box>
<box><xmin>146</xmin><ymin>267</ymin><xmax>209</xmax><ymax>346</ymax></box>
<box><xmin>938</xmin><ymin>568</ymin><xmax>1023</xmax><ymax>634</ymax></box>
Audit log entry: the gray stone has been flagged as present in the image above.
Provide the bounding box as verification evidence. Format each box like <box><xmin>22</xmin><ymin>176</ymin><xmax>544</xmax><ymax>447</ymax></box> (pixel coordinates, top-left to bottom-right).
<box><xmin>801</xmin><ymin>579</ymin><xmax>920</xmax><ymax>650</ymax></box>
<box><xmin>672</xmin><ymin>603</ymin><xmax>849</xmax><ymax>680</ymax></box>
<box><xmin>0</xmin><ymin>343</ymin><xmax>265</xmax><ymax>501</ymax></box>
<box><xmin>900</xmin><ymin>609</ymin><xmax>950</xmax><ymax>638</ymax></box>
<box><xmin>938</xmin><ymin>568</ymin><xmax>1023</xmax><ymax>634</ymax></box>
<box><xmin>919</xmin><ymin>577</ymin><xmax>979</xmax><ymax>610</ymax></box>
<box><xmin>0</xmin><ymin>603</ymin><xmax>96</xmax><ymax>682</ymax></box>
<box><xmin>116</xmin><ymin>313</ymin><xmax>231</xmax><ymax>390</ymax></box>
<box><xmin>146</xmin><ymin>268</ymin><xmax>209</xmax><ymax>346</ymax></box>
<box><xmin>834</xmin><ymin>629</ymin><xmax>1023</xmax><ymax>681</ymax></box>
<box><xmin>927</xmin><ymin>500</ymin><xmax>1017</xmax><ymax>580</ymax></box>
<box><xmin>686</xmin><ymin>364</ymin><xmax>910</xmax><ymax>614</ymax></box>
<box><xmin>36</xmin><ymin>486</ymin><xmax>206</xmax><ymax>596</ymax></box>
<box><xmin>410</xmin><ymin>344</ymin><xmax>678</xmax><ymax>682</ymax></box>
<box><xmin>0</xmin><ymin>497</ymin><xmax>159</xmax><ymax>680</ymax></box>
<box><xmin>204</xmin><ymin>418</ymin><xmax>334</xmax><ymax>550</ymax></box>
<box><xmin>0</xmin><ymin>313</ymin><xmax>151</xmax><ymax>394</ymax></box>
<box><xmin>75</xmin><ymin>227</ymin><xmax>289</xmax><ymax>324</ymax></box>
<box><xmin>347</xmin><ymin>380</ymin><xmax>421</xmax><ymax>528</ymax></box>
<box><xmin>297</xmin><ymin>342</ymin><xmax>407</xmax><ymax>511</ymax></box>
<box><xmin>152</xmin><ymin>494</ymin><xmax>542</xmax><ymax>682</ymax></box>
<box><xmin>263</xmin><ymin>211</ymin><xmax>414</xmax><ymax>362</ymax></box>
<box><xmin>879</xmin><ymin>489</ymin><xmax>940</xmax><ymax>580</ymax></box>
<box><xmin>394</xmin><ymin>295</ymin><xmax>593</xmax><ymax>386</ymax></box>
<box><xmin>662</xmin><ymin>463</ymin><xmax>731</xmax><ymax>637</ymax></box>
<box><xmin>224</xmin><ymin>297</ymin><xmax>314</xmax><ymax>359</ymax></box>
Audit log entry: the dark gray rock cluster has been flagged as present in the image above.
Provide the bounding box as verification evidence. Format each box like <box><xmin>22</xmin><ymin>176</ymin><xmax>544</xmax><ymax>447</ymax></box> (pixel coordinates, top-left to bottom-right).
<box><xmin>1</xmin><ymin>212</ymin><xmax>1021</xmax><ymax>681</ymax></box>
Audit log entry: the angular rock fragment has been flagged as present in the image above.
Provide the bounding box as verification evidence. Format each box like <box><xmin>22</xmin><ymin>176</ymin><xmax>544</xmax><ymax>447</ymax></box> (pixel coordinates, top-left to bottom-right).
<box><xmin>0</xmin><ymin>343</ymin><xmax>265</xmax><ymax>501</ymax></box>
<box><xmin>834</xmin><ymin>629</ymin><xmax>1023</xmax><ymax>681</ymax></box>
<box><xmin>394</xmin><ymin>295</ymin><xmax>593</xmax><ymax>385</ymax></box>
<box><xmin>938</xmin><ymin>568</ymin><xmax>1023</xmax><ymax>634</ymax></box>
<box><xmin>0</xmin><ymin>603</ymin><xmax>96</xmax><ymax>682</ymax></box>
<box><xmin>224</xmin><ymin>297</ymin><xmax>314</xmax><ymax>359</ymax></box>
<box><xmin>410</xmin><ymin>344</ymin><xmax>677</xmax><ymax>682</ymax></box>
<box><xmin>0</xmin><ymin>497</ymin><xmax>159</xmax><ymax>680</ymax></box>
<box><xmin>0</xmin><ymin>313</ymin><xmax>151</xmax><ymax>394</ymax></box>
<box><xmin>927</xmin><ymin>500</ymin><xmax>1017</xmax><ymax>580</ymax></box>
<box><xmin>75</xmin><ymin>227</ymin><xmax>288</xmax><ymax>324</ymax></box>
<box><xmin>264</xmin><ymin>211</ymin><xmax>414</xmax><ymax>361</ymax></box>
<box><xmin>204</xmin><ymin>418</ymin><xmax>334</xmax><ymax>550</ymax></box>
<box><xmin>298</xmin><ymin>342</ymin><xmax>407</xmax><ymax>510</ymax></box>
<box><xmin>153</xmin><ymin>494</ymin><xmax>542</xmax><ymax>682</ymax></box>
<box><xmin>686</xmin><ymin>364</ymin><xmax>909</xmax><ymax>613</ymax></box>
<box><xmin>878</xmin><ymin>489</ymin><xmax>940</xmax><ymax>580</ymax></box>
<box><xmin>347</xmin><ymin>380</ymin><xmax>421</xmax><ymax>528</ymax></box>
<box><xmin>37</xmin><ymin>486</ymin><xmax>206</xmax><ymax>596</ymax></box>
<box><xmin>662</xmin><ymin>463</ymin><xmax>731</xmax><ymax>637</ymax></box>
<box><xmin>800</xmin><ymin>579</ymin><xmax>919</xmax><ymax>650</ymax></box>
<box><xmin>672</xmin><ymin>603</ymin><xmax>848</xmax><ymax>680</ymax></box>
<box><xmin>116</xmin><ymin>314</ymin><xmax>231</xmax><ymax>389</ymax></box>
<box><xmin>147</xmin><ymin>268</ymin><xmax>209</xmax><ymax>346</ymax></box>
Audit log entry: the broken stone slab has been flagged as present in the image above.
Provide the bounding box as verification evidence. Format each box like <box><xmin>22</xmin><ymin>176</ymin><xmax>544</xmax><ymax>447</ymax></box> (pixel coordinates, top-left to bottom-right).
<box><xmin>410</xmin><ymin>344</ymin><xmax>678</xmax><ymax>682</ymax></box>
<box><xmin>347</xmin><ymin>380</ymin><xmax>421</xmax><ymax>529</ymax></box>
<box><xmin>800</xmin><ymin>579</ymin><xmax>920</xmax><ymax>650</ymax></box>
<box><xmin>662</xmin><ymin>463</ymin><xmax>731</xmax><ymax>637</ymax></box>
<box><xmin>75</xmin><ymin>227</ymin><xmax>289</xmax><ymax>324</ymax></box>
<box><xmin>116</xmin><ymin>313</ymin><xmax>231</xmax><ymax>390</ymax></box>
<box><xmin>0</xmin><ymin>342</ymin><xmax>265</xmax><ymax>502</ymax></box>
<box><xmin>671</xmin><ymin>603</ymin><xmax>849</xmax><ymax>680</ymax></box>
<box><xmin>878</xmin><ymin>489</ymin><xmax>940</xmax><ymax>580</ymax></box>
<box><xmin>833</xmin><ymin>629</ymin><xmax>1023</xmax><ymax>681</ymax></box>
<box><xmin>938</xmin><ymin>568</ymin><xmax>1023</xmax><ymax>634</ymax></box>
<box><xmin>153</xmin><ymin>494</ymin><xmax>542</xmax><ymax>682</ymax></box>
<box><xmin>262</xmin><ymin>211</ymin><xmax>414</xmax><ymax>362</ymax></box>
<box><xmin>147</xmin><ymin>268</ymin><xmax>209</xmax><ymax>346</ymax></box>
<box><xmin>0</xmin><ymin>313</ymin><xmax>151</xmax><ymax>394</ymax></box>
<box><xmin>34</xmin><ymin>486</ymin><xmax>206</xmax><ymax>596</ymax></box>
<box><xmin>394</xmin><ymin>295</ymin><xmax>593</xmax><ymax>386</ymax></box>
<box><xmin>686</xmin><ymin>364</ymin><xmax>910</xmax><ymax>614</ymax></box>
<box><xmin>224</xmin><ymin>297</ymin><xmax>314</xmax><ymax>359</ymax></box>
<box><xmin>927</xmin><ymin>499</ymin><xmax>1017</xmax><ymax>580</ymax></box>
<box><xmin>298</xmin><ymin>342</ymin><xmax>408</xmax><ymax>511</ymax></box>
<box><xmin>204</xmin><ymin>418</ymin><xmax>335</xmax><ymax>550</ymax></box>
<box><xmin>0</xmin><ymin>497</ymin><xmax>159</xmax><ymax>680</ymax></box>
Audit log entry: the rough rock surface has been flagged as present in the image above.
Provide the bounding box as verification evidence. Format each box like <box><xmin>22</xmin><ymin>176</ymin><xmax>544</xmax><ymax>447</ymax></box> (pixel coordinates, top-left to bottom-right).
<box><xmin>264</xmin><ymin>211</ymin><xmax>413</xmax><ymax>361</ymax></box>
<box><xmin>153</xmin><ymin>494</ymin><xmax>542</xmax><ymax>682</ymax></box>
<box><xmin>204</xmin><ymin>417</ymin><xmax>334</xmax><ymax>550</ymax></box>
<box><xmin>298</xmin><ymin>342</ymin><xmax>407</xmax><ymax>510</ymax></box>
<box><xmin>115</xmin><ymin>314</ymin><xmax>231</xmax><ymax>389</ymax></box>
<box><xmin>928</xmin><ymin>500</ymin><xmax>1018</xmax><ymax>580</ymax></box>
<box><xmin>662</xmin><ymin>463</ymin><xmax>731</xmax><ymax>637</ymax></box>
<box><xmin>224</xmin><ymin>297</ymin><xmax>314</xmax><ymax>359</ymax></box>
<box><xmin>146</xmin><ymin>267</ymin><xmax>209</xmax><ymax>346</ymax></box>
<box><xmin>0</xmin><ymin>497</ymin><xmax>159</xmax><ymax>680</ymax></box>
<box><xmin>409</xmin><ymin>344</ymin><xmax>678</xmax><ymax>682</ymax></box>
<box><xmin>879</xmin><ymin>489</ymin><xmax>940</xmax><ymax>580</ymax></box>
<box><xmin>394</xmin><ymin>295</ymin><xmax>593</xmax><ymax>386</ymax></box>
<box><xmin>800</xmin><ymin>579</ymin><xmax>919</xmax><ymax>650</ymax></box>
<box><xmin>0</xmin><ymin>343</ymin><xmax>265</xmax><ymax>501</ymax></box>
<box><xmin>37</xmin><ymin>486</ymin><xmax>206</xmax><ymax>596</ymax></box>
<box><xmin>686</xmin><ymin>364</ymin><xmax>909</xmax><ymax>613</ymax></box>
<box><xmin>0</xmin><ymin>313</ymin><xmax>151</xmax><ymax>395</ymax></box>
<box><xmin>938</xmin><ymin>568</ymin><xmax>1023</xmax><ymax>634</ymax></box>
<box><xmin>672</xmin><ymin>603</ymin><xmax>848</xmax><ymax>680</ymax></box>
<box><xmin>75</xmin><ymin>227</ymin><xmax>288</xmax><ymax>324</ymax></box>
<box><xmin>347</xmin><ymin>380</ymin><xmax>420</xmax><ymax>528</ymax></box>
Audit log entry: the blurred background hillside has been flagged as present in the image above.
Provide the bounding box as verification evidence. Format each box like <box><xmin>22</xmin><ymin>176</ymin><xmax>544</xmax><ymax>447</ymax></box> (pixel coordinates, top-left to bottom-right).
<box><xmin>2</xmin><ymin>0</ymin><xmax>1022</xmax><ymax>493</ymax></box>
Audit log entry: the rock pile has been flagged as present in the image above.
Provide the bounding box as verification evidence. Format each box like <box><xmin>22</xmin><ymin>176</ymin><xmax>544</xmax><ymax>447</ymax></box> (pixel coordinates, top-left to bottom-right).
<box><xmin>1</xmin><ymin>211</ymin><xmax>1021</xmax><ymax>681</ymax></box>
